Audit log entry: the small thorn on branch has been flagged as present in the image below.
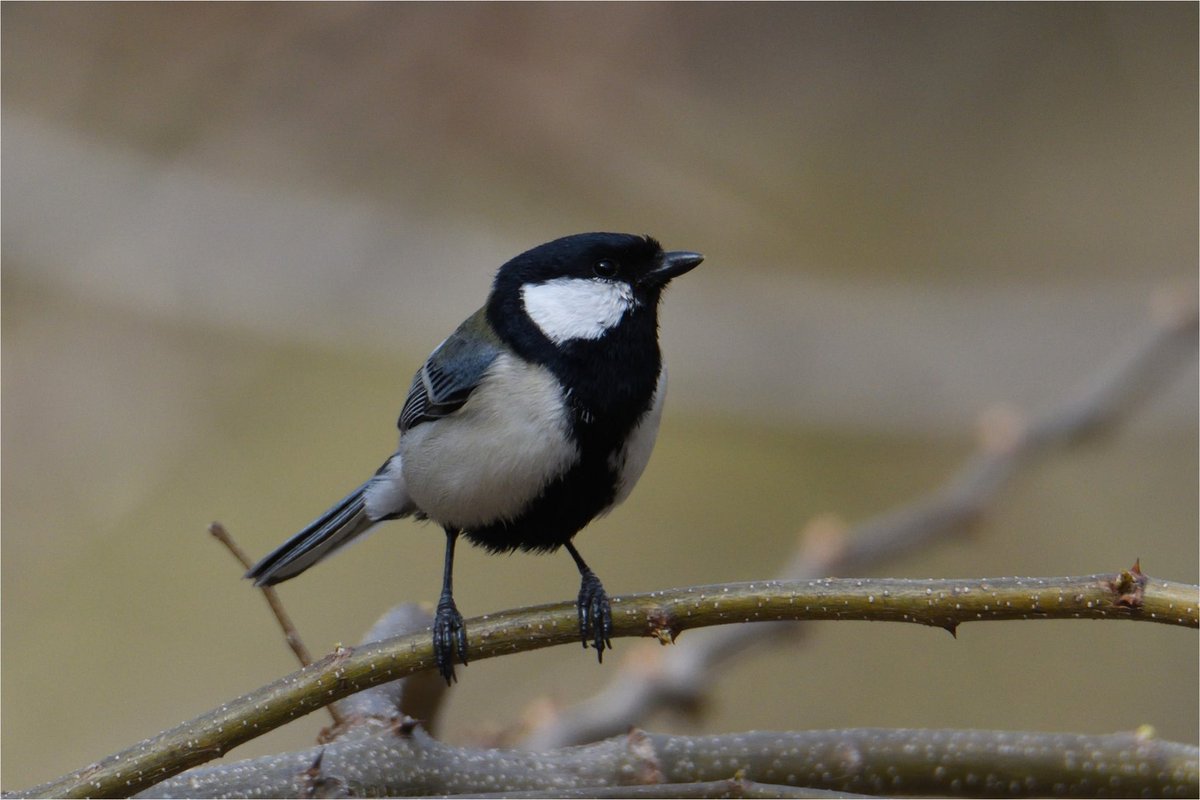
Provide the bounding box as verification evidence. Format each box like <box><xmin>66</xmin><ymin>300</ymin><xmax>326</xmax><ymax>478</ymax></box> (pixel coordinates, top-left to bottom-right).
<box><xmin>1107</xmin><ymin>559</ymin><xmax>1149</xmax><ymax>608</ymax></box>
<box><xmin>299</xmin><ymin>746</ymin><xmax>345</xmax><ymax>799</ymax></box>
<box><xmin>389</xmin><ymin>715</ymin><xmax>420</xmax><ymax>737</ymax></box>
<box><xmin>647</xmin><ymin>609</ymin><xmax>678</xmax><ymax>645</ymax></box>
<box><xmin>299</xmin><ymin>747</ymin><xmax>325</xmax><ymax>799</ymax></box>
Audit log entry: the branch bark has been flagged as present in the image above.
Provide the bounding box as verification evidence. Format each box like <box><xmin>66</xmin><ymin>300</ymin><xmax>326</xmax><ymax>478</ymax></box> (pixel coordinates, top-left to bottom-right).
<box><xmin>135</xmin><ymin>726</ymin><xmax>1198</xmax><ymax>798</ymax></box>
<box><xmin>13</xmin><ymin>570</ymin><xmax>1197</xmax><ymax>799</ymax></box>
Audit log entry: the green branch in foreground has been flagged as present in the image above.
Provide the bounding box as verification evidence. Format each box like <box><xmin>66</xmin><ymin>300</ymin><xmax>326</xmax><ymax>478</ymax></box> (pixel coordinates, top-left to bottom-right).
<box><xmin>17</xmin><ymin>569</ymin><xmax>1198</xmax><ymax>799</ymax></box>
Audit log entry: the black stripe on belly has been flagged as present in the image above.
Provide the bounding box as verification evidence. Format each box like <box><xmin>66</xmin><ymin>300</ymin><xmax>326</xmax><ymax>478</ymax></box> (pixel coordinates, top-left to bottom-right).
<box><xmin>461</xmin><ymin>453</ymin><xmax>617</xmax><ymax>553</ymax></box>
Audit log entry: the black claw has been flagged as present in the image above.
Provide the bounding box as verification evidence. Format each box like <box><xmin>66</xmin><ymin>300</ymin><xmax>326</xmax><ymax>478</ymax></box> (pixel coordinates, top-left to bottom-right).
<box><xmin>577</xmin><ymin>572</ymin><xmax>613</xmax><ymax>662</ymax></box>
<box><xmin>433</xmin><ymin>596</ymin><xmax>466</xmax><ymax>685</ymax></box>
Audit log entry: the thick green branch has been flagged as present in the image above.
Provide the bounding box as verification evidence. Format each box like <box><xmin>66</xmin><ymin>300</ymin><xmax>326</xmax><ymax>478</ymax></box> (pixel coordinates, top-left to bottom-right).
<box><xmin>16</xmin><ymin>570</ymin><xmax>1198</xmax><ymax>798</ymax></box>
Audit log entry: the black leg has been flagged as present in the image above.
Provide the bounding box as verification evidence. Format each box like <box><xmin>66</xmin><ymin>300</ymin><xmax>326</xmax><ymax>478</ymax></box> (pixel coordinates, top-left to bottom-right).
<box><xmin>564</xmin><ymin>541</ymin><xmax>612</xmax><ymax>661</ymax></box>
<box><xmin>432</xmin><ymin>527</ymin><xmax>468</xmax><ymax>684</ymax></box>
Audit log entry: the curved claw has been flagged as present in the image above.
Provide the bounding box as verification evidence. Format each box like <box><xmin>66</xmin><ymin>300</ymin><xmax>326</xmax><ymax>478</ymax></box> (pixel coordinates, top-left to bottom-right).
<box><xmin>577</xmin><ymin>572</ymin><xmax>613</xmax><ymax>662</ymax></box>
<box><xmin>433</xmin><ymin>597</ymin><xmax>466</xmax><ymax>685</ymax></box>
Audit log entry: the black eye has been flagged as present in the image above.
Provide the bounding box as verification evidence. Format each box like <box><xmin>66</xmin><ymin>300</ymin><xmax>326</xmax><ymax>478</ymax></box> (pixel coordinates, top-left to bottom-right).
<box><xmin>593</xmin><ymin>259</ymin><xmax>618</xmax><ymax>278</ymax></box>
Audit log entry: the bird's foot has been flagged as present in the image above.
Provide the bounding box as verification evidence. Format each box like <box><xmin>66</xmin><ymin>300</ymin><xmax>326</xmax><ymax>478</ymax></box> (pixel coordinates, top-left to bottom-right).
<box><xmin>433</xmin><ymin>594</ymin><xmax>467</xmax><ymax>685</ymax></box>
<box><xmin>576</xmin><ymin>571</ymin><xmax>613</xmax><ymax>661</ymax></box>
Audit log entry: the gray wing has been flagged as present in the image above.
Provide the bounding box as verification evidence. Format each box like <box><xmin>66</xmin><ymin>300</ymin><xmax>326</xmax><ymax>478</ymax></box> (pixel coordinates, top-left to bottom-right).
<box><xmin>398</xmin><ymin>308</ymin><xmax>502</xmax><ymax>433</ymax></box>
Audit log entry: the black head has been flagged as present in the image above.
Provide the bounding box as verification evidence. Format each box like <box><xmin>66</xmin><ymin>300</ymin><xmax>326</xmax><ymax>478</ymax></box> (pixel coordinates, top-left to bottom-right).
<box><xmin>486</xmin><ymin>232</ymin><xmax>703</xmax><ymax>356</ymax></box>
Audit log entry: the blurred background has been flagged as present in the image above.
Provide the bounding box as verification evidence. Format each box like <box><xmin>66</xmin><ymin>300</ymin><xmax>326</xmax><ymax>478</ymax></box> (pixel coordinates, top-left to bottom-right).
<box><xmin>2</xmin><ymin>3</ymin><xmax>1196</xmax><ymax>790</ymax></box>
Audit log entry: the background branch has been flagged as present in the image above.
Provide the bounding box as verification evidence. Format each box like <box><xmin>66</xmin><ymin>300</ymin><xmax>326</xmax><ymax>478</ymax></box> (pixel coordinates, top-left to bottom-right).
<box><xmin>15</xmin><ymin>570</ymin><xmax>1197</xmax><ymax>799</ymax></box>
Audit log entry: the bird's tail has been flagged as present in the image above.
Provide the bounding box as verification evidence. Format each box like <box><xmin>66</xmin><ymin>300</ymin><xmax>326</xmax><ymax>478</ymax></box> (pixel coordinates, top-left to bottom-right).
<box><xmin>245</xmin><ymin>485</ymin><xmax>376</xmax><ymax>586</ymax></box>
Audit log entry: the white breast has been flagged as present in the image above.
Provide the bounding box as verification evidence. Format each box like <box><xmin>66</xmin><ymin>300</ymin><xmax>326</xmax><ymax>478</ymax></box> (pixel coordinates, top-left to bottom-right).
<box><xmin>398</xmin><ymin>353</ymin><xmax>579</xmax><ymax>529</ymax></box>
<box><xmin>607</xmin><ymin>366</ymin><xmax>667</xmax><ymax>508</ymax></box>
<box><xmin>520</xmin><ymin>277</ymin><xmax>637</xmax><ymax>344</ymax></box>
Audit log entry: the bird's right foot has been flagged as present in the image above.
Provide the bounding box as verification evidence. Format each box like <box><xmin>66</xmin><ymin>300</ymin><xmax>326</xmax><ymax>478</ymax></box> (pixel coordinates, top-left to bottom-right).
<box><xmin>576</xmin><ymin>570</ymin><xmax>613</xmax><ymax>661</ymax></box>
<box><xmin>433</xmin><ymin>595</ymin><xmax>467</xmax><ymax>685</ymax></box>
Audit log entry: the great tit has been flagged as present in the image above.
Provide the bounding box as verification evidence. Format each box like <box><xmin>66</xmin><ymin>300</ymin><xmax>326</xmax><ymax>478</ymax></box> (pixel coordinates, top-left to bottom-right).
<box><xmin>246</xmin><ymin>232</ymin><xmax>703</xmax><ymax>683</ymax></box>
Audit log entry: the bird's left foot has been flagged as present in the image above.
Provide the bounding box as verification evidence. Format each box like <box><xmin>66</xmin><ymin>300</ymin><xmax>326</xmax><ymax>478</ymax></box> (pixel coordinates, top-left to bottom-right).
<box><xmin>433</xmin><ymin>594</ymin><xmax>468</xmax><ymax>685</ymax></box>
<box><xmin>576</xmin><ymin>571</ymin><xmax>613</xmax><ymax>661</ymax></box>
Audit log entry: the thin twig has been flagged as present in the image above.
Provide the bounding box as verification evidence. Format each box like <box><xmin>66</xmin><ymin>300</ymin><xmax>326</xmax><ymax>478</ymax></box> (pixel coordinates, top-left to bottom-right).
<box><xmin>208</xmin><ymin>522</ymin><xmax>316</xmax><ymax>668</ymax></box>
<box><xmin>14</xmin><ymin>570</ymin><xmax>1198</xmax><ymax>799</ymax></box>
<box><xmin>519</xmin><ymin>294</ymin><xmax>1198</xmax><ymax>750</ymax></box>
<box><xmin>207</xmin><ymin>522</ymin><xmax>346</xmax><ymax>729</ymax></box>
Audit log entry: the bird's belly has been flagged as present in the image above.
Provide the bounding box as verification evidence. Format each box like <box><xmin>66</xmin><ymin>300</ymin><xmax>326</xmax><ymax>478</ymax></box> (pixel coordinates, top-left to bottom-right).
<box><xmin>399</xmin><ymin>354</ymin><xmax>578</xmax><ymax>529</ymax></box>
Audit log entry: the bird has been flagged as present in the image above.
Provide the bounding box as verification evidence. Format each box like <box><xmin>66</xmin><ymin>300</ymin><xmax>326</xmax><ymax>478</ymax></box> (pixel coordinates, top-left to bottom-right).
<box><xmin>246</xmin><ymin>232</ymin><xmax>703</xmax><ymax>683</ymax></box>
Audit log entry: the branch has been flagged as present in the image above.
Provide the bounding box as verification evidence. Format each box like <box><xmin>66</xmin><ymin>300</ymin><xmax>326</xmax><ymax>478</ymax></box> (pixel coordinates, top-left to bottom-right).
<box><xmin>454</xmin><ymin>780</ymin><xmax>871</xmax><ymax>798</ymax></box>
<box><xmin>206</xmin><ymin>522</ymin><xmax>348</xmax><ymax>730</ymax></box>
<box><xmin>208</xmin><ymin>522</ymin><xmax>317</xmax><ymax>669</ymax></box>
<box><xmin>320</xmin><ymin>603</ymin><xmax>449</xmax><ymax>742</ymax></box>
<box><xmin>206</xmin><ymin>528</ymin><xmax>452</xmax><ymax>741</ymax></box>
<box><xmin>137</xmin><ymin>725</ymin><xmax>1198</xmax><ymax>798</ymax></box>
<box><xmin>519</xmin><ymin>292</ymin><xmax>1199</xmax><ymax>750</ymax></box>
<box><xmin>14</xmin><ymin>570</ymin><xmax>1197</xmax><ymax>799</ymax></box>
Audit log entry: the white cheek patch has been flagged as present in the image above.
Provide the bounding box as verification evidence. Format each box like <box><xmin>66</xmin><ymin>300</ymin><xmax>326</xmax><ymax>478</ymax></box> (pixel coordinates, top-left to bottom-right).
<box><xmin>521</xmin><ymin>277</ymin><xmax>636</xmax><ymax>344</ymax></box>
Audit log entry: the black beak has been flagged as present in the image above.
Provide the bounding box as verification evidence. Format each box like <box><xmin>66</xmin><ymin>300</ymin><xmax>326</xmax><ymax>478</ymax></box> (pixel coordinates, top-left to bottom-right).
<box><xmin>642</xmin><ymin>250</ymin><xmax>704</xmax><ymax>288</ymax></box>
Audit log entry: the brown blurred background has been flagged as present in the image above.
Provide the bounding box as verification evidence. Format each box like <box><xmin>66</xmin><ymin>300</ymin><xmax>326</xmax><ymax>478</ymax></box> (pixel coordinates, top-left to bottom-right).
<box><xmin>2</xmin><ymin>3</ymin><xmax>1196</xmax><ymax>790</ymax></box>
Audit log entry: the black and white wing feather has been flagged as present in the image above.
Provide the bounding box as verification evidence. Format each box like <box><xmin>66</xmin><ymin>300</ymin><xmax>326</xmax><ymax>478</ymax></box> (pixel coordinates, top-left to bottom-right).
<box><xmin>399</xmin><ymin>308</ymin><xmax>502</xmax><ymax>433</ymax></box>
